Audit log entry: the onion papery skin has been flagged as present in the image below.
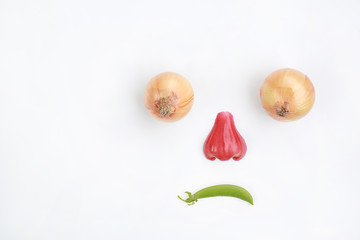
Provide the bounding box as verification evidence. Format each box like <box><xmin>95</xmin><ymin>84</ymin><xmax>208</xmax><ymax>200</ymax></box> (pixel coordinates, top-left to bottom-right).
<box><xmin>144</xmin><ymin>72</ymin><xmax>194</xmax><ymax>122</ymax></box>
<box><xmin>260</xmin><ymin>68</ymin><xmax>315</xmax><ymax>121</ymax></box>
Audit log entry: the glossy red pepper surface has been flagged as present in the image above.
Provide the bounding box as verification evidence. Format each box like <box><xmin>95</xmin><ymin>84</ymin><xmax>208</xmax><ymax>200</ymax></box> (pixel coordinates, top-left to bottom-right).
<box><xmin>203</xmin><ymin>112</ymin><xmax>247</xmax><ymax>161</ymax></box>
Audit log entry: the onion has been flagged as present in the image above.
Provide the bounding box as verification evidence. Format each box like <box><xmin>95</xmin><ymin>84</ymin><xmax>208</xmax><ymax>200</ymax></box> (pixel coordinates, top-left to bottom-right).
<box><xmin>144</xmin><ymin>72</ymin><xmax>194</xmax><ymax>122</ymax></box>
<box><xmin>260</xmin><ymin>68</ymin><xmax>315</xmax><ymax>121</ymax></box>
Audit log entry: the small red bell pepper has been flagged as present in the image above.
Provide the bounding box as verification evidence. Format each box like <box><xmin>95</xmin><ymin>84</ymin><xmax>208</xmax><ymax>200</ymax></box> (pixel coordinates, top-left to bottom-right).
<box><xmin>203</xmin><ymin>111</ymin><xmax>247</xmax><ymax>161</ymax></box>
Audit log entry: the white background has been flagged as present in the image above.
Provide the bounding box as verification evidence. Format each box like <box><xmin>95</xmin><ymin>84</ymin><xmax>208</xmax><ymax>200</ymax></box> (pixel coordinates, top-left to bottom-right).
<box><xmin>1</xmin><ymin>0</ymin><xmax>360</xmax><ymax>239</ymax></box>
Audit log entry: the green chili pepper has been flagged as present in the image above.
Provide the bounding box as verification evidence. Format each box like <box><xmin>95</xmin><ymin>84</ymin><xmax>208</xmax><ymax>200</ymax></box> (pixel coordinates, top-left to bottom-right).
<box><xmin>178</xmin><ymin>184</ymin><xmax>254</xmax><ymax>205</ymax></box>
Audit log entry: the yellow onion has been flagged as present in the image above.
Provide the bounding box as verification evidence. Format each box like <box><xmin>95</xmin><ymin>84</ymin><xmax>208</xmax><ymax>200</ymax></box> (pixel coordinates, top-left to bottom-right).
<box><xmin>144</xmin><ymin>72</ymin><xmax>194</xmax><ymax>122</ymax></box>
<box><xmin>260</xmin><ymin>68</ymin><xmax>315</xmax><ymax>121</ymax></box>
